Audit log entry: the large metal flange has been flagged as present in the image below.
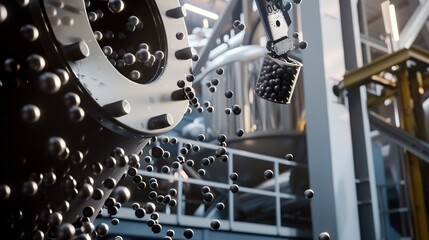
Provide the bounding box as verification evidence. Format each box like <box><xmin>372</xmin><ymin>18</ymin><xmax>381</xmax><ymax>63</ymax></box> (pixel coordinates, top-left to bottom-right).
<box><xmin>42</xmin><ymin>0</ymin><xmax>192</xmax><ymax>137</ymax></box>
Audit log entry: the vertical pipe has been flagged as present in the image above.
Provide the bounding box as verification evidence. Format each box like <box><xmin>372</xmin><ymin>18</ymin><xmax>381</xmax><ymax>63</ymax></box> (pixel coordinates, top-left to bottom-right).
<box><xmin>274</xmin><ymin>161</ymin><xmax>281</xmax><ymax>234</ymax></box>
<box><xmin>228</xmin><ymin>151</ymin><xmax>234</xmax><ymax>230</ymax></box>
<box><xmin>397</xmin><ymin>68</ymin><xmax>429</xmax><ymax>240</ymax></box>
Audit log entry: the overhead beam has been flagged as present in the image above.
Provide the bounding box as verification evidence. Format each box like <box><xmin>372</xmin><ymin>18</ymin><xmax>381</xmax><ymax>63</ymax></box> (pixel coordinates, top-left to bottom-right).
<box><xmin>398</xmin><ymin>0</ymin><xmax>429</xmax><ymax>49</ymax></box>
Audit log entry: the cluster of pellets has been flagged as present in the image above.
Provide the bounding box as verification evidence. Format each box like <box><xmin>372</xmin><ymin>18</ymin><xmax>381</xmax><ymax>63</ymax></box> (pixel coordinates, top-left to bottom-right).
<box><xmin>87</xmin><ymin>0</ymin><xmax>167</xmax><ymax>83</ymax></box>
<box><xmin>254</xmin><ymin>54</ymin><xmax>299</xmax><ymax>104</ymax></box>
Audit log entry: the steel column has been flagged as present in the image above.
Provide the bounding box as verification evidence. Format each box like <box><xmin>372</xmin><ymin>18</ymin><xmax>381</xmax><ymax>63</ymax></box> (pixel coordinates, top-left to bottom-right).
<box><xmin>340</xmin><ymin>0</ymin><xmax>382</xmax><ymax>239</ymax></box>
<box><xmin>301</xmin><ymin>1</ymin><xmax>361</xmax><ymax>239</ymax></box>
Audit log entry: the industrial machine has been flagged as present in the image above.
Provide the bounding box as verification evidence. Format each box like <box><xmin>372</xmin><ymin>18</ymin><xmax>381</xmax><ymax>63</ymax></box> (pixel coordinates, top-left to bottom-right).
<box><xmin>0</xmin><ymin>0</ymin><xmax>305</xmax><ymax>239</ymax></box>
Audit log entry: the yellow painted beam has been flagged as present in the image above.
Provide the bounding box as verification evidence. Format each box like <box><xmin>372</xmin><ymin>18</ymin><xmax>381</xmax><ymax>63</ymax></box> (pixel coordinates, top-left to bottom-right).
<box><xmin>397</xmin><ymin>69</ymin><xmax>429</xmax><ymax>240</ymax></box>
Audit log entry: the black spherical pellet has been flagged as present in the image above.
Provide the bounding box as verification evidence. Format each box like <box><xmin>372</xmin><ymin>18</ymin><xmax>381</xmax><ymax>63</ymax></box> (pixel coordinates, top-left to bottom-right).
<box><xmin>168</xmin><ymin>188</ymin><xmax>177</xmax><ymax>196</ymax></box>
<box><xmin>156</xmin><ymin>195</ymin><xmax>164</xmax><ymax>203</ymax></box>
<box><xmin>118</xmin><ymin>155</ymin><xmax>129</xmax><ymax>167</ymax></box>
<box><xmin>230</xmin><ymin>184</ymin><xmax>239</xmax><ymax>193</ymax></box>
<box><xmin>225</xmin><ymin>108</ymin><xmax>232</xmax><ymax>114</ymax></box>
<box><xmin>22</xmin><ymin>180</ymin><xmax>38</xmax><ymax>196</ymax></box>
<box><xmin>135</xmin><ymin>208</ymin><xmax>146</xmax><ymax>218</ymax></box>
<box><xmin>150</xmin><ymin>212</ymin><xmax>159</xmax><ymax>220</ymax></box>
<box><xmin>216</xmin><ymin>202</ymin><xmax>225</xmax><ymax>211</ymax></box>
<box><xmin>216</xmin><ymin>147</ymin><xmax>227</xmax><ymax>155</ymax></box>
<box><xmin>162</xmin><ymin>151</ymin><xmax>171</xmax><ymax>159</ymax></box>
<box><xmin>298</xmin><ymin>41</ymin><xmax>308</xmax><ymax>49</ymax></box>
<box><xmin>105</xmin><ymin>197</ymin><xmax>116</xmax><ymax>208</ymax></box>
<box><xmin>150</xmin><ymin>181</ymin><xmax>158</xmax><ymax>190</ymax></box>
<box><xmin>186</xmin><ymin>159</ymin><xmax>195</xmax><ymax>167</ymax></box>
<box><xmin>111</xmin><ymin>218</ymin><xmax>120</xmax><ymax>225</ymax></box>
<box><xmin>232</xmin><ymin>105</ymin><xmax>242</xmax><ymax>115</ymax></box>
<box><xmin>177</xmin><ymin>80</ymin><xmax>186</xmax><ymax>88</ymax></box>
<box><xmin>83</xmin><ymin>206</ymin><xmax>95</xmax><ymax>217</ymax></box>
<box><xmin>176</xmin><ymin>32</ymin><xmax>184</xmax><ymax>40</ymax></box>
<box><xmin>82</xmin><ymin>222</ymin><xmax>94</xmax><ymax>234</ymax></box>
<box><xmin>58</xmin><ymin>200</ymin><xmax>70</xmax><ymax>213</ymax></box>
<box><xmin>103</xmin><ymin>178</ymin><xmax>116</xmax><ymax>189</ymax></box>
<box><xmin>0</xmin><ymin>184</ymin><xmax>11</xmax><ymax>200</ymax></box>
<box><xmin>167</xmin><ymin>229</ymin><xmax>175</xmax><ymax>237</ymax></box>
<box><xmin>129</xmin><ymin>154</ymin><xmax>140</xmax><ymax>167</ymax></box>
<box><xmin>48</xmin><ymin>137</ymin><xmax>66</xmax><ymax>156</ymax></box>
<box><xmin>292</xmin><ymin>32</ymin><xmax>300</xmax><ymax>39</ymax></box>
<box><xmin>201</xmin><ymin>186</ymin><xmax>210</xmax><ymax>194</ymax></box>
<box><xmin>92</xmin><ymin>188</ymin><xmax>104</xmax><ymax>200</ymax></box>
<box><xmin>318</xmin><ymin>232</ymin><xmax>330</xmax><ymax>240</ymax></box>
<box><xmin>137</xmin><ymin>182</ymin><xmax>146</xmax><ymax>190</ymax></box>
<box><xmin>170</xmin><ymin>137</ymin><xmax>178</xmax><ymax>144</ymax></box>
<box><xmin>210</xmin><ymin>220</ymin><xmax>221</xmax><ymax>230</ymax></box>
<box><xmin>161</xmin><ymin>166</ymin><xmax>170</xmax><ymax>174</ymax></box>
<box><xmin>161</xmin><ymin>136</ymin><xmax>170</xmax><ymax>144</ymax></box>
<box><xmin>229</xmin><ymin>172</ymin><xmax>239</xmax><ymax>181</ymax></box>
<box><xmin>146</xmin><ymin>165</ymin><xmax>154</xmax><ymax>172</ymax></box>
<box><xmin>43</xmin><ymin>171</ymin><xmax>57</xmax><ymax>186</ymax></box>
<box><xmin>147</xmin><ymin>219</ymin><xmax>156</xmax><ymax>227</ymax></box>
<box><xmin>190</xmin><ymin>145</ymin><xmax>199</xmax><ymax>152</ymax></box>
<box><xmin>209</xmin><ymin>86</ymin><xmax>216</xmax><ymax>93</ymax></box>
<box><xmin>149</xmin><ymin>191</ymin><xmax>157</xmax><ymax>199</ymax></box>
<box><xmin>304</xmin><ymin>189</ymin><xmax>315</xmax><ymax>199</ymax></box>
<box><xmin>237</xmin><ymin>23</ymin><xmax>245</xmax><ymax>31</ymax></box>
<box><xmin>128</xmin><ymin>167</ymin><xmax>137</xmax><ymax>176</ymax></box>
<box><xmin>285</xmin><ymin>154</ymin><xmax>294</xmax><ymax>161</ymax></box>
<box><xmin>201</xmin><ymin>158</ymin><xmax>210</xmax><ymax>167</ymax></box>
<box><xmin>95</xmin><ymin>223</ymin><xmax>109</xmax><ymax>237</ymax></box>
<box><xmin>216</xmin><ymin>67</ymin><xmax>224</xmax><ymax>75</ymax></box>
<box><xmin>132</xmin><ymin>202</ymin><xmax>140</xmax><ymax>210</ymax></box>
<box><xmin>186</xmin><ymin>74</ymin><xmax>195</xmax><ymax>82</ymax></box>
<box><xmin>198</xmin><ymin>169</ymin><xmax>206</xmax><ymax>176</ymax></box>
<box><xmin>172</xmin><ymin>161</ymin><xmax>180</xmax><ymax>169</ymax></box>
<box><xmin>264</xmin><ymin>170</ymin><xmax>274</xmax><ymax>179</ymax></box>
<box><xmin>180</xmin><ymin>147</ymin><xmax>188</xmax><ymax>155</ymax></box>
<box><xmin>225</xmin><ymin>90</ymin><xmax>234</xmax><ymax>98</ymax></box>
<box><xmin>112</xmin><ymin>186</ymin><xmax>131</xmax><ymax>203</ymax></box>
<box><xmin>152</xmin><ymin>224</ymin><xmax>162</xmax><ymax>234</ymax></box>
<box><xmin>49</xmin><ymin>212</ymin><xmax>63</xmax><ymax>226</ymax></box>
<box><xmin>211</xmin><ymin>78</ymin><xmax>220</xmax><ymax>86</ymax></box>
<box><xmin>217</xmin><ymin>134</ymin><xmax>227</xmax><ymax>142</ymax></box>
<box><xmin>183</xmin><ymin>229</ymin><xmax>194</xmax><ymax>239</ymax></box>
<box><xmin>203</xmin><ymin>192</ymin><xmax>214</xmax><ymax>202</ymax></box>
<box><xmin>197</xmin><ymin>134</ymin><xmax>205</xmax><ymax>141</ymax></box>
<box><xmin>32</xmin><ymin>230</ymin><xmax>44</xmax><ymax>240</ymax></box>
<box><xmin>151</xmin><ymin>146</ymin><xmax>164</xmax><ymax>158</ymax></box>
<box><xmin>21</xmin><ymin>104</ymin><xmax>41</xmax><ymax>123</ymax></box>
<box><xmin>58</xmin><ymin>223</ymin><xmax>76</xmax><ymax>239</ymax></box>
<box><xmin>144</xmin><ymin>156</ymin><xmax>152</xmax><ymax>163</ymax></box>
<box><xmin>236</xmin><ymin>128</ymin><xmax>244</xmax><ymax>137</ymax></box>
<box><xmin>233</xmin><ymin>20</ymin><xmax>240</xmax><ymax>28</ymax></box>
<box><xmin>145</xmin><ymin>202</ymin><xmax>156</xmax><ymax>213</ymax></box>
<box><xmin>169</xmin><ymin>199</ymin><xmax>177</xmax><ymax>207</ymax></box>
<box><xmin>104</xmin><ymin>156</ymin><xmax>117</xmax><ymax>168</ymax></box>
<box><xmin>220</xmin><ymin>155</ymin><xmax>229</xmax><ymax>162</ymax></box>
